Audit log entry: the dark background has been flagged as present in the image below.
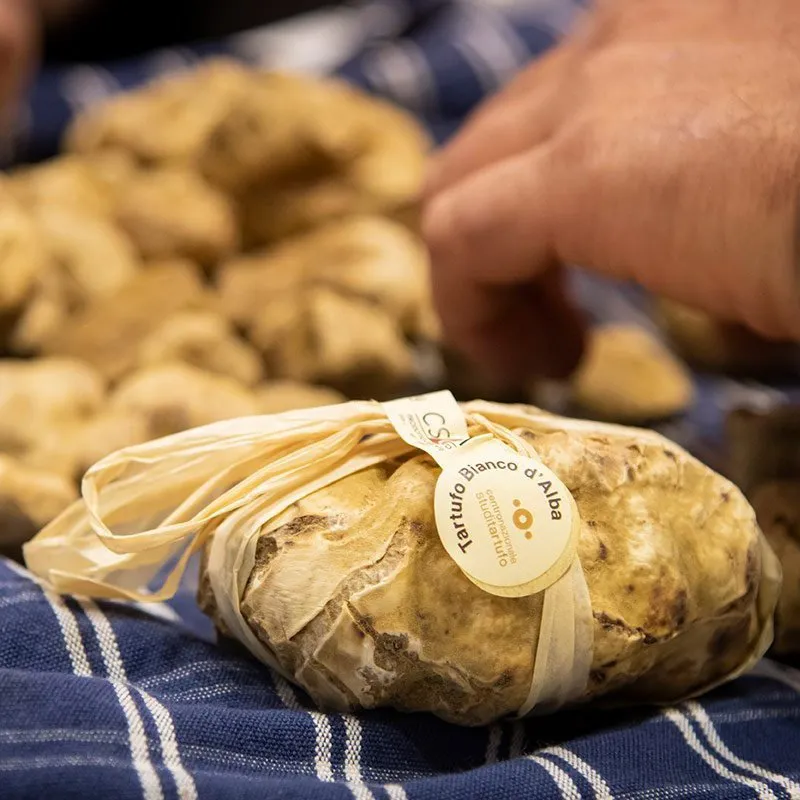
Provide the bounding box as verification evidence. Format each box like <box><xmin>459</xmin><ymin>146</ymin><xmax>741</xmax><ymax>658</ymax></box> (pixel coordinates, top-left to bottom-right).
<box><xmin>44</xmin><ymin>0</ymin><xmax>340</xmax><ymax>63</ymax></box>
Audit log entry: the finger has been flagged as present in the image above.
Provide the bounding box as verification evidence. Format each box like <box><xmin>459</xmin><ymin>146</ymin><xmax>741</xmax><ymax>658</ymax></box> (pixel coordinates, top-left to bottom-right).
<box><xmin>425</xmin><ymin>147</ymin><xmax>556</xmax><ymax>292</ymax></box>
<box><xmin>425</xmin><ymin>45</ymin><xmax>576</xmax><ymax>199</ymax></box>
<box><xmin>424</xmin><ymin>150</ymin><xmax>586</xmax><ymax>380</ymax></box>
<box><xmin>441</xmin><ymin>272</ymin><xmax>586</xmax><ymax>383</ymax></box>
<box><xmin>432</xmin><ymin>262</ymin><xmax>586</xmax><ymax>382</ymax></box>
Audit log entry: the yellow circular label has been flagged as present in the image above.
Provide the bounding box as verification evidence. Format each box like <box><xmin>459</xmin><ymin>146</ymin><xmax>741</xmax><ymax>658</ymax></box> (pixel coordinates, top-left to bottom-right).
<box><xmin>433</xmin><ymin>435</ymin><xmax>580</xmax><ymax>597</ymax></box>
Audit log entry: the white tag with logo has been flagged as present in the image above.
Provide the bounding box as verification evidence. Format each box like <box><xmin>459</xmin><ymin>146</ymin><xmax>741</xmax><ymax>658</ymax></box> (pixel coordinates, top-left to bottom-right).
<box><xmin>382</xmin><ymin>392</ymin><xmax>579</xmax><ymax>598</ymax></box>
<box><xmin>382</xmin><ymin>390</ymin><xmax>470</xmax><ymax>458</ymax></box>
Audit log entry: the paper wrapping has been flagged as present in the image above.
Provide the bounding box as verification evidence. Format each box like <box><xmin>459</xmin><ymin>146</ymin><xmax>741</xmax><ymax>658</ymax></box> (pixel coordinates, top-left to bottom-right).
<box><xmin>23</xmin><ymin>398</ymin><xmax>781</xmax><ymax>724</ymax></box>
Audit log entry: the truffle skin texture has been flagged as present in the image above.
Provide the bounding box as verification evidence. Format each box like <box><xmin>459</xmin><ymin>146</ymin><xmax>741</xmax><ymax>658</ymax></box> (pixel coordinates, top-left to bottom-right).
<box><xmin>110</xmin><ymin>362</ymin><xmax>258</xmax><ymax>438</ymax></box>
<box><xmin>569</xmin><ymin>324</ymin><xmax>694</xmax><ymax>423</ymax></box>
<box><xmin>249</xmin><ymin>288</ymin><xmax>415</xmax><ymax>400</ymax></box>
<box><xmin>0</xmin><ymin>456</ymin><xmax>76</xmax><ymax>560</ymax></box>
<box><xmin>200</xmin><ymin>420</ymin><xmax>766</xmax><ymax>725</ymax></box>
<box><xmin>255</xmin><ymin>381</ymin><xmax>345</xmax><ymax>415</ymax></box>
<box><xmin>656</xmin><ymin>298</ymin><xmax>800</xmax><ymax>376</ymax></box>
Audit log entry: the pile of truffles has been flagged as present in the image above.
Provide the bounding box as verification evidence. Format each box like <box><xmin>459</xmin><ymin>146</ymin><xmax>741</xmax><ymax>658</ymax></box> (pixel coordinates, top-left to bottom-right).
<box><xmin>3</xmin><ymin>59</ymin><xmax>799</xmax><ymax>676</ymax></box>
<box><xmin>0</xmin><ymin>60</ymin><xmax>436</xmax><ymax>556</ymax></box>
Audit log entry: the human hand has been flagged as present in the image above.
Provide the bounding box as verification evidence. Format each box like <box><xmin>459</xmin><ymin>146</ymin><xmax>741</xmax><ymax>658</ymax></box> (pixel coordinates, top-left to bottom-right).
<box><xmin>423</xmin><ymin>0</ymin><xmax>800</xmax><ymax>383</ymax></box>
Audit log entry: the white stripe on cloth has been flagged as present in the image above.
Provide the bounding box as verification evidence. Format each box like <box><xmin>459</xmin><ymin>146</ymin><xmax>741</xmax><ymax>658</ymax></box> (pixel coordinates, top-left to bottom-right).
<box><xmin>357</xmin><ymin>0</ymin><xmax>415</xmax><ymax>39</ymax></box>
<box><xmin>0</xmin><ymin>729</ymin><xmax>125</xmax><ymax>745</ymax></box>
<box><xmin>485</xmin><ymin>724</ymin><xmax>502</xmax><ymax>765</ymax></box>
<box><xmin>2</xmin><ymin>561</ymin><xmax>163</xmax><ymax>796</ymax></box>
<box><xmin>715</xmin><ymin>379</ymin><xmax>789</xmax><ymax>415</ymax></box>
<box><xmin>6</xmin><ymin>556</ymin><xmax>164</xmax><ymax>800</ymax></box>
<box><xmin>137</xmin><ymin>692</ymin><xmax>199</xmax><ymax>800</ymax></box>
<box><xmin>751</xmin><ymin>659</ymin><xmax>800</xmax><ymax>694</ymax></box>
<box><xmin>74</xmin><ymin>599</ymin><xmax>164</xmax><ymax>800</ymax></box>
<box><xmin>59</xmin><ymin>65</ymin><xmax>121</xmax><ymax>113</ymax></box>
<box><xmin>543</xmin><ymin>745</ymin><xmax>615</xmax><ymax>800</ymax></box>
<box><xmin>343</xmin><ymin>716</ymin><xmax>376</xmax><ymax>800</ymax></box>
<box><xmin>509</xmin><ymin>722</ymin><xmax>525</xmax><ymax>759</ymax></box>
<box><xmin>5</xmin><ymin>561</ymin><xmax>250</xmax><ymax>798</ymax></box>
<box><xmin>3</xmin><ymin>561</ymin><xmax>92</xmax><ymax>677</ymax></box>
<box><xmin>363</xmin><ymin>41</ymin><xmax>438</xmax><ymax>118</ymax></box>
<box><xmin>664</xmin><ymin>708</ymin><xmax>778</xmax><ymax>800</ymax></box>
<box><xmin>231</xmin><ymin>7</ymin><xmax>367</xmax><ymax>74</ymax></box>
<box><xmin>271</xmin><ymin>673</ymin><xmax>334</xmax><ymax>781</ymax></box>
<box><xmin>154</xmin><ymin>683</ymin><xmax>271</xmax><ymax>703</ymax></box>
<box><xmin>0</xmin><ymin>726</ymin><xmax>316</xmax><ymax>773</ymax></box>
<box><xmin>683</xmin><ymin>701</ymin><xmax>800</xmax><ymax>798</ymax></box>
<box><xmin>451</xmin><ymin>6</ymin><xmax>529</xmax><ymax>92</ymax></box>
<box><xmin>384</xmin><ymin>784</ymin><xmax>408</xmax><ymax>800</ymax></box>
<box><xmin>272</xmin><ymin>673</ymin><xmax>395</xmax><ymax>799</ymax></box>
<box><xmin>311</xmin><ymin>707</ymin><xmax>338</xmax><ymax>783</ymax></box>
<box><xmin>0</xmin><ymin>590</ymin><xmax>56</xmax><ymax>609</ymax></box>
<box><xmin>128</xmin><ymin>600</ymin><xmax>182</xmax><ymax>624</ymax></box>
<box><xmin>0</xmin><ymin>754</ymin><xmax>136</xmax><ymax>772</ymax></box>
<box><xmin>35</xmin><ymin>590</ymin><xmax>92</xmax><ymax>677</ymax></box>
<box><xmin>79</xmin><ymin>599</ymin><xmax>197</xmax><ymax>800</ymax></box>
<box><xmin>27</xmin><ymin>681</ymin><xmax>160</xmax><ymax>800</ymax></box>
<box><xmin>137</xmin><ymin>660</ymin><xmax>256</xmax><ymax>687</ymax></box>
<box><xmin>624</xmin><ymin>783</ymin><xmax>748</xmax><ymax>799</ymax></box>
<box><xmin>528</xmin><ymin>755</ymin><xmax>582</xmax><ymax>800</ymax></box>
<box><xmin>714</xmin><ymin>708</ymin><xmax>800</xmax><ymax>724</ymax></box>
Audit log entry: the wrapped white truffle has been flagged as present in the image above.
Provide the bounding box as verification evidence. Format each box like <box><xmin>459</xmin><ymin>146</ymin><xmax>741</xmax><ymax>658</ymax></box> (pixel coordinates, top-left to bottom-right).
<box><xmin>24</xmin><ymin>393</ymin><xmax>779</xmax><ymax>725</ymax></box>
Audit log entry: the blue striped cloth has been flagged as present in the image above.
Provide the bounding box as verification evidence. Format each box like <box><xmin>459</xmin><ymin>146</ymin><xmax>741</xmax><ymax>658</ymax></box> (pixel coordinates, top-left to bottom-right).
<box><xmin>3</xmin><ymin>2</ymin><xmax>800</xmax><ymax>798</ymax></box>
<box><xmin>3</xmin><ymin>557</ymin><xmax>800</xmax><ymax>800</ymax></box>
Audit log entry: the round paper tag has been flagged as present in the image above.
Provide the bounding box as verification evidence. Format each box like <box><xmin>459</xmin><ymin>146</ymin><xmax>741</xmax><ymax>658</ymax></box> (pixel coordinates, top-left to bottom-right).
<box><xmin>433</xmin><ymin>435</ymin><xmax>580</xmax><ymax>597</ymax></box>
